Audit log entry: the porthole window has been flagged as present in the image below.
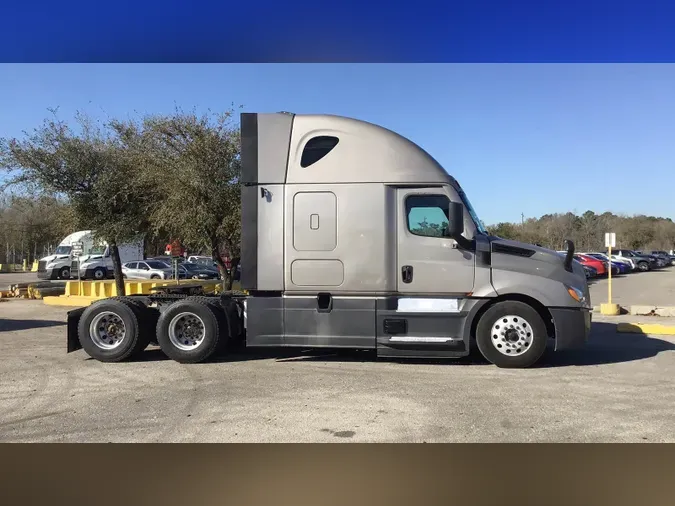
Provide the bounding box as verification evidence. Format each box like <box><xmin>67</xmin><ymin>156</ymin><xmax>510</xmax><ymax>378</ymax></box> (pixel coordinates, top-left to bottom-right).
<box><xmin>301</xmin><ymin>136</ymin><xmax>339</xmax><ymax>167</ymax></box>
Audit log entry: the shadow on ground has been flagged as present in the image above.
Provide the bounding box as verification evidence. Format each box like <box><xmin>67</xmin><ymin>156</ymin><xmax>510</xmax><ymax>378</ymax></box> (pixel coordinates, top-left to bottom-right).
<box><xmin>120</xmin><ymin>321</ymin><xmax>675</xmax><ymax>368</ymax></box>
<box><xmin>0</xmin><ymin>319</ymin><xmax>65</xmax><ymax>332</ymax></box>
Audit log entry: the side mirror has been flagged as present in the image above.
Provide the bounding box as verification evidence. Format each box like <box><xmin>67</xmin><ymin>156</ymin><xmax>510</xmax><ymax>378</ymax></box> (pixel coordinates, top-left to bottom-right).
<box><xmin>446</xmin><ymin>201</ymin><xmax>464</xmax><ymax>238</ymax></box>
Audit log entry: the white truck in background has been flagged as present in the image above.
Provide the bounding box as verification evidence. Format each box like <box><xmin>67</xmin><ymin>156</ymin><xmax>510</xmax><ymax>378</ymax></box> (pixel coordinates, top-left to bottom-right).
<box><xmin>37</xmin><ymin>230</ymin><xmax>144</xmax><ymax>280</ymax></box>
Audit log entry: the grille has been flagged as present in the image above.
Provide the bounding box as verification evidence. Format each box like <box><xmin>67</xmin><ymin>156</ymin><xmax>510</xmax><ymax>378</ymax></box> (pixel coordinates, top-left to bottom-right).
<box><xmin>38</xmin><ymin>261</ymin><xmax>47</xmax><ymax>272</ymax></box>
<box><xmin>71</xmin><ymin>260</ymin><xmax>79</xmax><ymax>271</ymax></box>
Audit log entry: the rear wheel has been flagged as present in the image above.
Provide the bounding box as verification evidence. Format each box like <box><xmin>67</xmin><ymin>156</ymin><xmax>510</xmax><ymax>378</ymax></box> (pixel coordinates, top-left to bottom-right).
<box><xmin>475</xmin><ymin>301</ymin><xmax>549</xmax><ymax>368</ymax></box>
<box><xmin>77</xmin><ymin>299</ymin><xmax>146</xmax><ymax>362</ymax></box>
<box><xmin>155</xmin><ymin>298</ymin><xmax>229</xmax><ymax>363</ymax></box>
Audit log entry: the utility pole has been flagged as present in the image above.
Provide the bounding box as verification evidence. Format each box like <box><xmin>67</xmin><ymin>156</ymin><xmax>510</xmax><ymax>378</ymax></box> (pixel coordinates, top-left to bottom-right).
<box><xmin>521</xmin><ymin>213</ymin><xmax>525</xmax><ymax>225</ymax></box>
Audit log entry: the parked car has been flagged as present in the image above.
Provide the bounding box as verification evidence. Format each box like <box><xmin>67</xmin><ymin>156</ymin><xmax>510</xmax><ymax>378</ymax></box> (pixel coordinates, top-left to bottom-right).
<box><xmin>583</xmin><ymin>264</ymin><xmax>598</xmax><ymax>279</ymax></box>
<box><xmin>186</xmin><ymin>255</ymin><xmax>220</xmax><ymax>269</ymax></box>
<box><xmin>588</xmin><ymin>252</ymin><xmax>636</xmax><ymax>272</ymax></box>
<box><xmin>573</xmin><ymin>254</ymin><xmax>608</xmax><ymax>276</ymax></box>
<box><xmin>149</xmin><ymin>255</ymin><xmax>184</xmax><ymax>265</ymax></box>
<box><xmin>645</xmin><ymin>250</ymin><xmax>674</xmax><ymax>266</ymax></box>
<box><xmin>177</xmin><ymin>262</ymin><xmax>221</xmax><ymax>280</ymax></box>
<box><xmin>122</xmin><ymin>259</ymin><xmax>173</xmax><ymax>280</ymax></box>
<box><xmin>636</xmin><ymin>251</ymin><xmax>667</xmax><ymax>268</ymax></box>
<box><xmin>614</xmin><ymin>249</ymin><xmax>655</xmax><ymax>271</ymax></box>
<box><xmin>584</xmin><ymin>253</ymin><xmax>629</xmax><ymax>274</ymax></box>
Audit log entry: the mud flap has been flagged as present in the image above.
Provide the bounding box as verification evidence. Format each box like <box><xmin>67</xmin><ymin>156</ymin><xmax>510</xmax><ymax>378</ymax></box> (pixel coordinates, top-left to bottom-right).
<box><xmin>66</xmin><ymin>307</ymin><xmax>86</xmax><ymax>353</ymax></box>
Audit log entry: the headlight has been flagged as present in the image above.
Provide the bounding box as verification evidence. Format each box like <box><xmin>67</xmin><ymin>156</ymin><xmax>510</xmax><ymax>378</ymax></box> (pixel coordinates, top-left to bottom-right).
<box><xmin>565</xmin><ymin>285</ymin><xmax>586</xmax><ymax>305</ymax></box>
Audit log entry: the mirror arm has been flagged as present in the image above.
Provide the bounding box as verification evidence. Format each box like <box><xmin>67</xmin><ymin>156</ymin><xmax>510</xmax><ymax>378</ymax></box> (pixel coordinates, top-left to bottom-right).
<box><xmin>454</xmin><ymin>235</ymin><xmax>475</xmax><ymax>251</ymax></box>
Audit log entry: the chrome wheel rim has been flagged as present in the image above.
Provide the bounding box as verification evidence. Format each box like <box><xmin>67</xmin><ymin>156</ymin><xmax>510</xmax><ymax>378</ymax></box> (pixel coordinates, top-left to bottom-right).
<box><xmin>490</xmin><ymin>315</ymin><xmax>533</xmax><ymax>357</ymax></box>
<box><xmin>168</xmin><ymin>312</ymin><xmax>206</xmax><ymax>351</ymax></box>
<box><xmin>94</xmin><ymin>269</ymin><xmax>105</xmax><ymax>279</ymax></box>
<box><xmin>89</xmin><ymin>311</ymin><xmax>126</xmax><ymax>350</ymax></box>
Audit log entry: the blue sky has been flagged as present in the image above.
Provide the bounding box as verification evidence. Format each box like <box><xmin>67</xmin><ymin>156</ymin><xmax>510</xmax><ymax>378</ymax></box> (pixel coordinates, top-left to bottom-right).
<box><xmin>1</xmin><ymin>64</ymin><xmax>673</xmax><ymax>225</ymax></box>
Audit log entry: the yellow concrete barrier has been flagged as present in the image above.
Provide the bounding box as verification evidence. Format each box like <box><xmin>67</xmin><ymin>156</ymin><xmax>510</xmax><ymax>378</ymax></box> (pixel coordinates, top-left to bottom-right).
<box><xmin>616</xmin><ymin>323</ymin><xmax>675</xmax><ymax>336</ymax></box>
<box><xmin>43</xmin><ymin>279</ymin><xmax>242</xmax><ymax>307</ymax></box>
<box><xmin>0</xmin><ymin>264</ymin><xmax>22</xmax><ymax>272</ymax></box>
<box><xmin>31</xmin><ymin>261</ymin><xmax>38</xmax><ymax>272</ymax></box>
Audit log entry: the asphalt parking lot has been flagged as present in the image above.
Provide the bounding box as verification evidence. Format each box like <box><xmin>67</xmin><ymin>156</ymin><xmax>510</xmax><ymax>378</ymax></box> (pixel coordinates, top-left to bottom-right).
<box><xmin>588</xmin><ymin>265</ymin><xmax>675</xmax><ymax>307</ymax></box>
<box><xmin>1</xmin><ymin>293</ymin><xmax>674</xmax><ymax>442</ymax></box>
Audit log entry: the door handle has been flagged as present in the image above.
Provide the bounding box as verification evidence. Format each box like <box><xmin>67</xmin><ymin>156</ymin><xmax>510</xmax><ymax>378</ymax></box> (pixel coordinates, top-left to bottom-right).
<box><xmin>401</xmin><ymin>265</ymin><xmax>413</xmax><ymax>284</ymax></box>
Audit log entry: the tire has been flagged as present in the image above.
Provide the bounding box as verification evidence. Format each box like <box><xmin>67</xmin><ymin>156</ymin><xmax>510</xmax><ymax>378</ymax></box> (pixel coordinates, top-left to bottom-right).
<box><xmin>93</xmin><ymin>267</ymin><xmax>106</xmax><ymax>280</ymax></box>
<box><xmin>77</xmin><ymin>299</ymin><xmax>146</xmax><ymax>362</ymax></box>
<box><xmin>189</xmin><ymin>296</ymin><xmax>241</xmax><ymax>350</ymax></box>
<box><xmin>109</xmin><ymin>296</ymin><xmax>157</xmax><ymax>348</ymax></box>
<box><xmin>59</xmin><ymin>266</ymin><xmax>71</xmax><ymax>280</ymax></box>
<box><xmin>475</xmin><ymin>301</ymin><xmax>549</xmax><ymax>368</ymax></box>
<box><xmin>155</xmin><ymin>298</ymin><xmax>229</xmax><ymax>363</ymax></box>
<box><xmin>151</xmin><ymin>274</ymin><xmax>161</xmax><ymax>280</ymax></box>
<box><xmin>638</xmin><ymin>261</ymin><xmax>649</xmax><ymax>272</ymax></box>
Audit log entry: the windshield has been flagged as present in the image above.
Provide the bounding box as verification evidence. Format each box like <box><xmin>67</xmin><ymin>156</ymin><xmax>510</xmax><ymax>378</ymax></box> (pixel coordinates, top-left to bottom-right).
<box><xmin>87</xmin><ymin>247</ymin><xmax>106</xmax><ymax>256</ymax></box>
<box><xmin>456</xmin><ymin>187</ymin><xmax>487</xmax><ymax>235</ymax></box>
<box><xmin>54</xmin><ymin>246</ymin><xmax>72</xmax><ymax>255</ymax></box>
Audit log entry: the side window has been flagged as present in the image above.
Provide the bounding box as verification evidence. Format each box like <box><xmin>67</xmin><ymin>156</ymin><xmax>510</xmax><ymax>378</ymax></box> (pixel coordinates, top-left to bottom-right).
<box><xmin>127</xmin><ymin>262</ymin><xmax>137</xmax><ymax>269</ymax></box>
<box><xmin>405</xmin><ymin>194</ymin><xmax>450</xmax><ymax>238</ymax></box>
<box><xmin>139</xmin><ymin>262</ymin><xmax>149</xmax><ymax>270</ymax></box>
<box><xmin>301</xmin><ymin>136</ymin><xmax>339</xmax><ymax>168</ymax></box>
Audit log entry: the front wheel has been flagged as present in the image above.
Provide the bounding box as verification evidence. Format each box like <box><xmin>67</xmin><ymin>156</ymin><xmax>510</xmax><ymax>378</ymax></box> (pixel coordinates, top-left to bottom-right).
<box><xmin>475</xmin><ymin>301</ymin><xmax>549</xmax><ymax>368</ymax></box>
<box><xmin>58</xmin><ymin>266</ymin><xmax>71</xmax><ymax>280</ymax></box>
<box><xmin>93</xmin><ymin>267</ymin><xmax>106</xmax><ymax>280</ymax></box>
<box><xmin>638</xmin><ymin>261</ymin><xmax>649</xmax><ymax>272</ymax></box>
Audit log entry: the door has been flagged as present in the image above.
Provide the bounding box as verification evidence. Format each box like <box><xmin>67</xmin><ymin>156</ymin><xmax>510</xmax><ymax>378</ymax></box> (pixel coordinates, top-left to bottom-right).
<box><xmin>375</xmin><ymin>188</ymin><xmax>476</xmax><ymax>358</ymax></box>
<box><xmin>396</xmin><ymin>188</ymin><xmax>475</xmax><ymax>295</ymax></box>
<box><xmin>137</xmin><ymin>262</ymin><xmax>151</xmax><ymax>279</ymax></box>
<box><xmin>124</xmin><ymin>262</ymin><xmax>137</xmax><ymax>278</ymax></box>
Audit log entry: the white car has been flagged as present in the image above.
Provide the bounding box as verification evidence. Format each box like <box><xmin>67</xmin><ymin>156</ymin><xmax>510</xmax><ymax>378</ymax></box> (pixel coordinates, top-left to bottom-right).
<box><xmin>187</xmin><ymin>255</ymin><xmax>219</xmax><ymax>269</ymax></box>
<box><xmin>122</xmin><ymin>260</ymin><xmax>173</xmax><ymax>280</ymax></box>
<box><xmin>586</xmin><ymin>252</ymin><xmax>636</xmax><ymax>271</ymax></box>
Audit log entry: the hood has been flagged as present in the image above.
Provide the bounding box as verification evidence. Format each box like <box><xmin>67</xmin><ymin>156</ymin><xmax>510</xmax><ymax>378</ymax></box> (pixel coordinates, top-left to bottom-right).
<box><xmin>79</xmin><ymin>255</ymin><xmax>104</xmax><ymax>264</ymax></box>
<box><xmin>40</xmin><ymin>254</ymin><xmax>71</xmax><ymax>263</ymax></box>
<box><xmin>488</xmin><ymin>237</ymin><xmax>587</xmax><ymax>284</ymax></box>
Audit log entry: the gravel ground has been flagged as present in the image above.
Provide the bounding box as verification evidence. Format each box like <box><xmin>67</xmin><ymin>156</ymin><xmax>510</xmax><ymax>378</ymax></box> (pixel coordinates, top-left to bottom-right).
<box><xmin>1</xmin><ymin>299</ymin><xmax>673</xmax><ymax>442</ymax></box>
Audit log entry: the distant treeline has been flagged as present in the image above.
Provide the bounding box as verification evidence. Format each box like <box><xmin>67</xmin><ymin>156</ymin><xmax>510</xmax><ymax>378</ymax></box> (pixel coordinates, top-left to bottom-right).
<box><xmin>486</xmin><ymin>211</ymin><xmax>675</xmax><ymax>252</ymax></box>
<box><xmin>0</xmin><ymin>192</ymin><xmax>173</xmax><ymax>264</ymax></box>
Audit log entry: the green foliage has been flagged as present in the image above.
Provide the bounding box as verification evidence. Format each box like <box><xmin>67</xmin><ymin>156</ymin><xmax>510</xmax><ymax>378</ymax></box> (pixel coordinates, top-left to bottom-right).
<box><xmin>0</xmin><ymin>110</ymin><xmax>158</xmax><ymax>292</ymax></box>
<box><xmin>113</xmin><ymin>106</ymin><xmax>242</xmax><ymax>288</ymax></box>
<box><xmin>410</xmin><ymin>218</ymin><xmax>449</xmax><ymax>237</ymax></box>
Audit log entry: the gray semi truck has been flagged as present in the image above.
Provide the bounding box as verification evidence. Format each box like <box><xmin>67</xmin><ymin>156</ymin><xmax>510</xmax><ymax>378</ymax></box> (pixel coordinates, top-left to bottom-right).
<box><xmin>65</xmin><ymin>112</ymin><xmax>591</xmax><ymax>368</ymax></box>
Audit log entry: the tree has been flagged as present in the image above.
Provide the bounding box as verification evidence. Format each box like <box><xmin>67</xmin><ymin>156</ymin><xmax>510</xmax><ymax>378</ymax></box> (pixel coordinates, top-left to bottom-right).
<box><xmin>117</xmin><ymin>107</ymin><xmax>242</xmax><ymax>289</ymax></box>
<box><xmin>0</xmin><ymin>111</ymin><xmax>156</xmax><ymax>294</ymax></box>
<box><xmin>486</xmin><ymin>210</ymin><xmax>675</xmax><ymax>252</ymax></box>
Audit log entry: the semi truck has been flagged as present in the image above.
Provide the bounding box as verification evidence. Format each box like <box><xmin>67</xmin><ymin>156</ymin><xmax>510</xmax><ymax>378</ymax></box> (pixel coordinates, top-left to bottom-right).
<box><xmin>37</xmin><ymin>230</ymin><xmax>144</xmax><ymax>280</ymax></box>
<box><xmin>38</xmin><ymin>230</ymin><xmax>95</xmax><ymax>280</ymax></box>
<box><xmin>65</xmin><ymin>112</ymin><xmax>591</xmax><ymax>368</ymax></box>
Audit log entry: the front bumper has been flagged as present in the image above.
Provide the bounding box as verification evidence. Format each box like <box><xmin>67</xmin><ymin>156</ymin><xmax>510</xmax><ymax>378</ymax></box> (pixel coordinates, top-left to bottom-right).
<box><xmin>550</xmin><ymin>307</ymin><xmax>592</xmax><ymax>351</ymax></box>
<box><xmin>37</xmin><ymin>268</ymin><xmax>59</xmax><ymax>280</ymax></box>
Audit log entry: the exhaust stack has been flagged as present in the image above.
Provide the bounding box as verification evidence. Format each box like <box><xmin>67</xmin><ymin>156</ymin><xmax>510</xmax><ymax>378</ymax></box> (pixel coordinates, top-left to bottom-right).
<box><xmin>563</xmin><ymin>239</ymin><xmax>575</xmax><ymax>272</ymax></box>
